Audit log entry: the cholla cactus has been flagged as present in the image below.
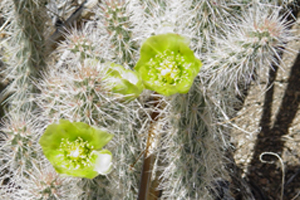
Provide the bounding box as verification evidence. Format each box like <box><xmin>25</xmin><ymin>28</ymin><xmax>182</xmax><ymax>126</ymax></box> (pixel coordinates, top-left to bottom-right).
<box><xmin>0</xmin><ymin>0</ymin><xmax>297</xmax><ymax>200</ymax></box>
<box><xmin>0</xmin><ymin>110</ymin><xmax>82</xmax><ymax>200</ymax></box>
<box><xmin>0</xmin><ymin>0</ymin><xmax>49</xmax><ymax>110</ymax></box>
<box><xmin>0</xmin><ymin>111</ymin><xmax>41</xmax><ymax>178</ymax></box>
<box><xmin>98</xmin><ymin>0</ymin><xmax>138</xmax><ymax>67</ymax></box>
<box><xmin>9</xmin><ymin>161</ymin><xmax>82</xmax><ymax>200</ymax></box>
<box><xmin>205</xmin><ymin>5</ymin><xmax>295</xmax><ymax>93</ymax></box>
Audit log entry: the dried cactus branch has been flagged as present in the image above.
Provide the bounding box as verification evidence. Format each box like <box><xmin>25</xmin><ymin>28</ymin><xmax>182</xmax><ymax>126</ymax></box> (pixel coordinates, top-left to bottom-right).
<box><xmin>45</xmin><ymin>0</ymin><xmax>99</xmax><ymax>55</ymax></box>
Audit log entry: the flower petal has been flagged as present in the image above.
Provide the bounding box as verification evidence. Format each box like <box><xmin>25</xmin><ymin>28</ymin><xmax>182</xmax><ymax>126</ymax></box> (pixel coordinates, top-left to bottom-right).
<box><xmin>89</xmin><ymin>127</ymin><xmax>114</xmax><ymax>149</ymax></box>
<box><xmin>93</xmin><ymin>150</ymin><xmax>113</xmax><ymax>175</ymax></box>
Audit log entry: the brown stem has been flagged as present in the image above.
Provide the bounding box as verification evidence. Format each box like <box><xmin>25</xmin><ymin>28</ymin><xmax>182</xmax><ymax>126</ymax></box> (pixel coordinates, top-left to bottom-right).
<box><xmin>138</xmin><ymin>153</ymin><xmax>155</xmax><ymax>200</ymax></box>
<box><xmin>137</xmin><ymin>96</ymin><xmax>162</xmax><ymax>200</ymax></box>
<box><xmin>45</xmin><ymin>0</ymin><xmax>97</xmax><ymax>56</ymax></box>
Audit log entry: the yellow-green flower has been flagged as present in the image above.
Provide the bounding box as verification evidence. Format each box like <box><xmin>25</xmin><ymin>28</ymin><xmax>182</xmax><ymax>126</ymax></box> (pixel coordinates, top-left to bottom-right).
<box><xmin>134</xmin><ymin>33</ymin><xmax>202</xmax><ymax>96</ymax></box>
<box><xmin>104</xmin><ymin>63</ymin><xmax>144</xmax><ymax>101</ymax></box>
<box><xmin>39</xmin><ymin>119</ymin><xmax>113</xmax><ymax>179</ymax></box>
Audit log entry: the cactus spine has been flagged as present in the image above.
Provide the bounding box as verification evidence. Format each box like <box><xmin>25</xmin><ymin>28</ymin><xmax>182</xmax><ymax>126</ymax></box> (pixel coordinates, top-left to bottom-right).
<box><xmin>0</xmin><ymin>0</ymin><xmax>296</xmax><ymax>199</ymax></box>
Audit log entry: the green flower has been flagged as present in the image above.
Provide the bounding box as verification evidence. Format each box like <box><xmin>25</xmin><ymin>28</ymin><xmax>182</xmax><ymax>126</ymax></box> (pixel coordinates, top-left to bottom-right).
<box><xmin>104</xmin><ymin>63</ymin><xmax>144</xmax><ymax>100</ymax></box>
<box><xmin>39</xmin><ymin>119</ymin><xmax>113</xmax><ymax>179</ymax></box>
<box><xmin>134</xmin><ymin>33</ymin><xmax>202</xmax><ymax>96</ymax></box>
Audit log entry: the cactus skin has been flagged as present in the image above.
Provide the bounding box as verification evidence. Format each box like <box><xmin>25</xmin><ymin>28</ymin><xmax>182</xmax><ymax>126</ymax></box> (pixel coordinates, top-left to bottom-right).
<box><xmin>0</xmin><ymin>0</ymin><xmax>297</xmax><ymax>200</ymax></box>
<box><xmin>155</xmin><ymin>77</ymin><xmax>226</xmax><ymax>200</ymax></box>
<box><xmin>0</xmin><ymin>110</ymin><xmax>82</xmax><ymax>200</ymax></box>
<box><xmin>98</xmin><ymin>0</ymin><xmax>138</xmax><ymax>68</ymax></box>
<box><xmin>1</xmin><ymin>0</ymin><xmax>49</xmax><ymax>111</ymax></box>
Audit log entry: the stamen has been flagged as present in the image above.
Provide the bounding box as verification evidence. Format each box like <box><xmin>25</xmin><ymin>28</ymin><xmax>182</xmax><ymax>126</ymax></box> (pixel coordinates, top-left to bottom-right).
<box><xmin>147</xmin><ymin>50</ymin><xmax>189</xmax><ymax>85</ymax></box>
<box><xmin>59</xmin><ymin>137</ymin><xmax>94</xmax><ymax>169</ymax></box>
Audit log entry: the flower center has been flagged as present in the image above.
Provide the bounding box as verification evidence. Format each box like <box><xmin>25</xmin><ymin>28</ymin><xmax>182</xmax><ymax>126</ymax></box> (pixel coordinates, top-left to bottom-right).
<box><xmin>59</xmin><ymin>137</ymin><xmax>94</xmax><ymax>169</ymax></box>
<box><xmin>147</xmin><ymin>50</ymin><xmax>190</xmax><ymax>86</ymax></box>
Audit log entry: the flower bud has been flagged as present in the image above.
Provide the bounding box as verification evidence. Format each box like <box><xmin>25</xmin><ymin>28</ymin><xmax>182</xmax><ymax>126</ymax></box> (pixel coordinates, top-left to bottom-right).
<box><xmin>104</xmin><ymin>63</ymin><xmax>144</xmax><ymax>101</ymax></box>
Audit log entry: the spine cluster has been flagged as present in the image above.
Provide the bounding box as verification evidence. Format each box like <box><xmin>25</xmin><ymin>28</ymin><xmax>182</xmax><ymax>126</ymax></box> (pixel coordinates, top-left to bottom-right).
<box><xmin>0</xmin><ymin>0</ymin><xmax>296</xmax><ymax>199</ymax></box>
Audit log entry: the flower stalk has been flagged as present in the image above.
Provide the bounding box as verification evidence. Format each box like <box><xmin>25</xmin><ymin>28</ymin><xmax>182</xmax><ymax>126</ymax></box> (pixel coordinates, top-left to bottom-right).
<box><xmin>138</xmin><ymin>95</ymin><xmax>163</xmax><ymax>200</ymax></box>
